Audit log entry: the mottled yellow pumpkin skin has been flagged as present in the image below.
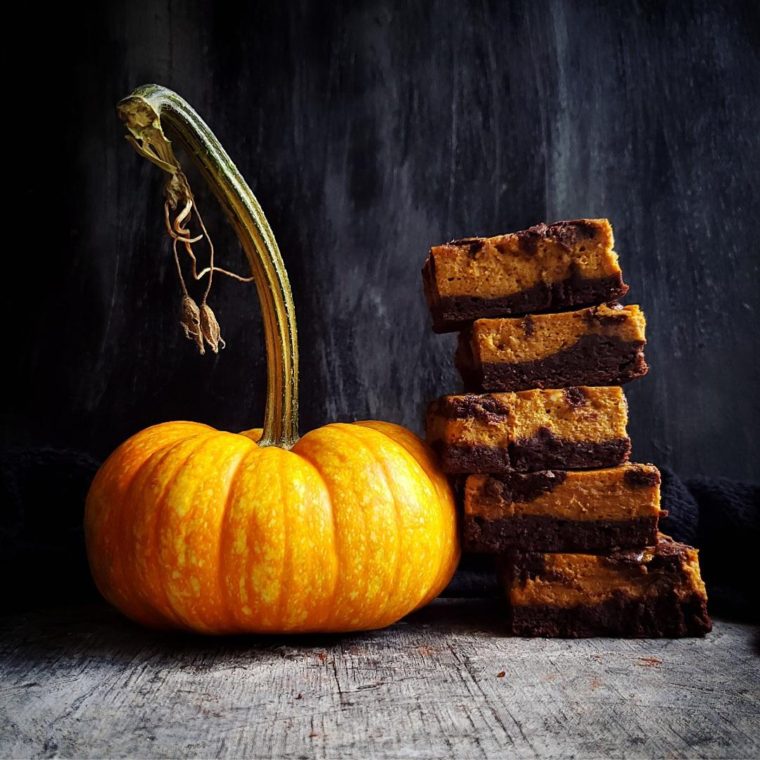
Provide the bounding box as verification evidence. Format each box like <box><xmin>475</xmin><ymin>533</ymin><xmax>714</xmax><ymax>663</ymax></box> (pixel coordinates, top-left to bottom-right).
<box><xmin>85</xmin><ymin>420</ymin><xmax>459</xmax><ymax>633</ymax></box>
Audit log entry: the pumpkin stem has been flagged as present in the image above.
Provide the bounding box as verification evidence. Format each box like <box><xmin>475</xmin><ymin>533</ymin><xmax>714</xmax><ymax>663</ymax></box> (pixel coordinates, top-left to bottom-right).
<box><xmin>117</xmin><ymin>85</ymin><xmax>299</xmax><ymax>448</ymax></box>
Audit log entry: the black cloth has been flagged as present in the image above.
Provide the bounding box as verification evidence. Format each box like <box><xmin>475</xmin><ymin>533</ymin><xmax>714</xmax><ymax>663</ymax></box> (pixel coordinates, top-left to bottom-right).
<box><xmin>1</xmin><ymin>448</ymin><xmax>100</xmax><ymax>610</ymax></box>
<box><xmin>1</xmin><ymin>451</ymin><xmax>757</xmax><ymax>621</ymax></box>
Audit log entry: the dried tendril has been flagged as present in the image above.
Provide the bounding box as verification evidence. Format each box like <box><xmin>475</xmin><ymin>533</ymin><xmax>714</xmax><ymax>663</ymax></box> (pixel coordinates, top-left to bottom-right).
<box><xmin>161</xmin><ymin>171</ymin><xmax>253</xmax><ymax>354</ymax></box>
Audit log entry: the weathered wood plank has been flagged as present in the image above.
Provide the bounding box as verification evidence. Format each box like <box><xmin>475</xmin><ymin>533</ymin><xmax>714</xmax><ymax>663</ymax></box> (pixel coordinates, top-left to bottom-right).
<box><xmin>1</xmin><ymin>601</ymin><xmax>758</xmax><ymax>759</ymax></box>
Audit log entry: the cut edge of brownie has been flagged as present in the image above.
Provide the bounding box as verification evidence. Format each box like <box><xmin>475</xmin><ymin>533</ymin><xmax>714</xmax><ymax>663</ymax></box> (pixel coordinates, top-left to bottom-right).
<box><xmin>456</xmin><ymin>333</ymin><xmax>648</xmax><ymax>392</ymax></box>
<box><xmin>430</xmin><ymin>441</ymin><xmax>511</xmax><ymax>475</ymax></box>
<box><xmin>433</xmin><ymin>437</ymin><xmax>630</xmax><ymax>475</ymax></box>
<box><xmin>428</xmin><ymin>393</ymin><xmax>511</xmax><ymax>423</ymax></box>
<box><xmin>429</xmin><ymin>273</ymin><xmax>629</xmax><ymax>333</ymax></box>
<box><xmin>509</xmin><ymin>434</ymin><xmax>632</xmax><ymax>472</ymax></box>
<box><xmin>508</xmin><ymin>589</ymin><xmax>712</xmax><ymax>638</ymax></box>
<box><xmin>464</xmin><ymin>515</ymin><xmax>659</xmax><ymax>555</ymax></box>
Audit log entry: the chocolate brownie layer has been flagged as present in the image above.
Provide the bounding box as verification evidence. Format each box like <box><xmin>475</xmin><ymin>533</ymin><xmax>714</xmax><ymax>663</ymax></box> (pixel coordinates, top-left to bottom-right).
<box><xmin>502</xmin><ymin>534</ymin><xmax>712</xmax><ymax>638</ymax></box>
<box><xmin>510</xmin><ymin>432</ymin><xmax>632</xmax><ymax>471</ymax></box>
<box><xmin>438</xmin><ymin>438</ymin><xmax>631</xmax><ymax>475</ymax></box>
<box><xmin>456</xmin><ymin>305</ymin><xmax>648</xmax><ymax>392</ymax></box>
<box><xmin>427</xmin><ymin>387</ymin><xmax>630</xmax><ymax>475</ymax></box>
<box><xmin>430</xmin><ymin>274</ymin><xmax>627</xmax><ymax>332</ymax></box>
<box><xmin>430</xmin><ymin>393</ymin><xmax>511</xmax><ymax>423</ymax></box>
<box><xmin>464</xmin><ymin>464</ymin><xmax>661</xmax><ymax>552</ymax></box>
<box><xmin>465</xmin><ymin>515</ymin><xmax>659</xmax><ymax>554</ymax></box>
<box><xmin>431</xmin><ymin>441</ymin><xmax>511</xmax><ymax>474</ymax></box>
<box><xmin>423</xmin><ymin>219</ymin><xmax>628</xmax><ymax>332</ymax></box>
<box><xmin>474</xmin><ymin>336</ymin><xmax>647</xmax><ymax>391</ymax></box>
<box><xmin>509</xmin><ymin>591</ymin><xmax>712</xmax><ymax>638</ymax></box>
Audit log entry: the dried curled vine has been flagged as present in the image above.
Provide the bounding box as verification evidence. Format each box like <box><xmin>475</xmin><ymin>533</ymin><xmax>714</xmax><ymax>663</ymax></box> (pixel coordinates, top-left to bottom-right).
<box><xmin>164</xmin><ymin>182</ymin><xmax>253</xmax><ymax>354</ymax></box>
<box><xmin>118</xmin><ymin>100</ymin><xmax>253</xmax><ymax>355</ymax></box>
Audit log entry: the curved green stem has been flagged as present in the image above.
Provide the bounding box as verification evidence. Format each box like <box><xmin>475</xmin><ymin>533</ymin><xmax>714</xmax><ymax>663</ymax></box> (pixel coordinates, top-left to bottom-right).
<box><xmin>117</xmin><ymin>84</ymin><xmax>299</xmax><ymax>448</ymax></box>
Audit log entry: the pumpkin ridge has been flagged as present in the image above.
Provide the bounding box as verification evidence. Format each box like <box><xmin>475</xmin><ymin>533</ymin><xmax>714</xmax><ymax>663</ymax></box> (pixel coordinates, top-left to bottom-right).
<box><xmin>290</xmin><ymin>445</ymin><xmax>341</xmax><ymax>629</ymax></box>
<box><xmin>216</xmin><ymin>441</ymin><xmax>260</xmax><ymax>633</ymax></box>
<box><xmin>335</xmin><ymin>424</ymin><xmax>406</xmax><ymax>623</ymax></box>
<box><xmin>141</xmin><ymin>436</ymin><xmax>209</xmax><ymax>627</ymax></box>
<box><xmin>90</xmin><ymin>423</ymin><xmax>209</xmax><ymax>625</ymax></box>
<box><xmin>113</xmin><ymin>429</ymin><xmax>214</xmax><ymax>628</ymax></box>
<box><xmin>218</xmin><ymin>444</ymin><xmax>269</xmax><ymax>630</ymax></box>
<box><xmin>357</xmin><ymin>421</ymin><xmax>459</xmax><ymax>604</ymax></box>
<box><xmin>274</xmin><ymin>450</ymin><xmax>293</xmax><ymax>629</ymax></box>
<box><xmin>356</xmin><ymin>422</ymin><xmax>448</xmax><ymax>500</ymax></box>
<box><xmin>204</xmin><ymin>437</ymin><xmax>256</xmax><ymax>633</ymax></box>
<box><xmin>151</xmin><ymin>432</ymin><xmax>231</xmax><ymax>629</ymax></box>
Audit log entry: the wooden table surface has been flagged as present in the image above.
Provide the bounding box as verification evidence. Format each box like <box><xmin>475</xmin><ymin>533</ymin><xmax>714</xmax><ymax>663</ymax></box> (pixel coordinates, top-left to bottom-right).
<box><xmin>2</xmin><ymin>600</ymin><xmax>758</xmax><ymax>759</ymax></box>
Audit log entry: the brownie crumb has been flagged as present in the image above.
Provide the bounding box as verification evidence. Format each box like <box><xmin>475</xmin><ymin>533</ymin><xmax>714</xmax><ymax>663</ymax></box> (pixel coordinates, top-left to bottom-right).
<box><xmin>583</xmin><ymin>305</ymin><xmax>629</xmax><ymax>326</ymax></box>
<box><xmin>624</xmin><ymin>466</ymin><xmax>661</xmax><ymax>488</ymax></box>
<box><xmin>515</xmin><ymin>224</ymin><xmax>546</xmax><ymax>254</ymax></box>
<box><xmin>449</xmin><ymin>237</ymin><xmax>485</xmax><ymax>257</ymax></box>
<box><xmin>515</xmin><ymin>220</ymin><xmax>599</xmax><ymax>254</ymax></box>
<box><xmin>449</xmin><ymin>237</ymin><xmax>482</xmax><ymax>246</ymax></box>
<box><xmin>548</xmin><ymin>219</ymin><xmax>599</xmax><ymax>244</ymax></box>
<box><xmin>483</xmin><ymin>470</ymin><xmax>567</xmax><ymax>504</ymax></box>
<box><xmin>439</xmin><ymin>394</ymin><xmax>511</xmax><ymax>423</ymax></box>
<box><xmin>563</xmin><ymin>387</ymin><xmax>587</xmax><ymax>408</ymax></box>
<box><xmin>521</xmin><ymin>315</ymin><xmax>534</xmax><ymax>337</ymax></box>
<box><xmin>508</xmin><ymin>470</ymin><xmax>567</xmax><ymax>503</ymax></box>
<box><xmin>514</xmin><ymin>554</ymin><xmax>549</xmax><ymax>581</ymax></box>
<box><xmin>601</xmin><ymin>549</ymin><xmax>647</xmax><ymax>568</ymax></box>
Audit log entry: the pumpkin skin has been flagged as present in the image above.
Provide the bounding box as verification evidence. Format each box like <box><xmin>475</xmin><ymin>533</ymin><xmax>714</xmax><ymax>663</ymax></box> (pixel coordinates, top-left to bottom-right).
<box><xmin>85</xmin><ymin>419</ymin><xmax>459</xmax><ymax>633</ymax></box>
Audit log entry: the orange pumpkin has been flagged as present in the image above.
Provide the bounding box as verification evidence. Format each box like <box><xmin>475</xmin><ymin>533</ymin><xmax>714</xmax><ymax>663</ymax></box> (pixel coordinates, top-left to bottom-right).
<box><xmin>85</xmin><ymin>85</ymin><xmax>459</xmax><ymax>633</ymax></box>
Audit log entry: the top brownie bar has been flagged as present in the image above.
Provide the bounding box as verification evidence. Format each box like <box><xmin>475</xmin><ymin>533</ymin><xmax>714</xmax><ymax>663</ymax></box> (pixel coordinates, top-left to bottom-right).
<box><xmin>422</xmin><ymin>219</ymin><xmax>628</xmax><ymax>332</ymax></box>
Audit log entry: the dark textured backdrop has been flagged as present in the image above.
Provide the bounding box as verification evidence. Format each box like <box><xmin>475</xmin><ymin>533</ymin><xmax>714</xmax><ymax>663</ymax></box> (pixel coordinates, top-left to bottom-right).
<box><xmin>8</xmin><ymin>0</ymin><xmax>760</xmax><ymax>480</ymax></box>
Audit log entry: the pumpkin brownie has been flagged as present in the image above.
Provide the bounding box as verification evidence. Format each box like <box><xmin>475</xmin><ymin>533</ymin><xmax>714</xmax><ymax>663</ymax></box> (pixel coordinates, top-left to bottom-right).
<box><xmin>464</xmin><ymin>464</ymin><xmax>661</xmax><ymax>553</ymax></box>
<box><xmin>501</xmin><ymin>534</ymin><xmax>712</xmax><ymax>637</ymax></box>
<box><xmin>426</xmin><ymin>386</ymin><xmax>630</xmax><ymax>474</ymax></box>
<box><xmin>422</xmin><ymin>218</ymin><xmax>628</xmax><ymax>332</ymax></box>
<box><xmin>456</xmin><ymin>303</ymin><xmax>648</xmax><ymax>392</ymax></box>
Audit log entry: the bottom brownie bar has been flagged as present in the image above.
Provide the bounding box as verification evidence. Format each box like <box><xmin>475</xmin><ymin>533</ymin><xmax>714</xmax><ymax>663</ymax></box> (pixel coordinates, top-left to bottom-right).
<box><xmin>502</xmin><ymin>534</ymin><xmax>711</xmax><ymax>638</ymax></box>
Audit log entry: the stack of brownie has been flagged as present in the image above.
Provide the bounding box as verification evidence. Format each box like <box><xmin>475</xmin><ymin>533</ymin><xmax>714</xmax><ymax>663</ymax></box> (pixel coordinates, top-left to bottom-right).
<box><xmin>423</xmin><ymin>219</ymin><xmax>711</xmax><ymax>637</ymax></box>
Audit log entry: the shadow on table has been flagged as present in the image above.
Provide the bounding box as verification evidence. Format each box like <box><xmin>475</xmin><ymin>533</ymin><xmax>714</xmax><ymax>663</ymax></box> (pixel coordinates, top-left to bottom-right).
<box><xmin>1</xmin><ymin>598</ymin><xmax>510</xmax><ymax>666</ymax></box>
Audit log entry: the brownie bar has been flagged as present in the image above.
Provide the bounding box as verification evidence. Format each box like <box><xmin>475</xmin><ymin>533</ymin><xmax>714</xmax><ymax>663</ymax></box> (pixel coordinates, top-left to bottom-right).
<box><xmin>502</xmin><ymin>534</ymin><xmax>712</xmax><ymax>638</ymax></box>
<box><xmin>464</xmin><ymin>464</ymin><xmax>662</xmax><ymax>553</ymax></box>
<box><xmin>456</xmin><ymin>304</ymin><xmax>648</xmax><ymax>392</ymax></box>
<box><xmin>426</xmin><ymin>387</ymin><xmax>630</xmax><ymax>475</ymax></box>
<box><xmin>422</xmin><ymin>219</ymin><xmax>628</xmax><ymax>332</ymax></box>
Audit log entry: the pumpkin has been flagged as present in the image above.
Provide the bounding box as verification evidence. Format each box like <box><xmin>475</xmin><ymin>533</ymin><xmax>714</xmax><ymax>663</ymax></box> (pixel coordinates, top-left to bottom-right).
<box><xmin>85</xmin><ymin>85</ymin><xmax>459</xmax><ymax>633</ymax></box>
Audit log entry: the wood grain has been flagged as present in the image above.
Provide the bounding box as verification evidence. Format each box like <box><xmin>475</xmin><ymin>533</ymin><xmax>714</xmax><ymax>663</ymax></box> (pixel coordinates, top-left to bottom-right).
<box><xmin>1</xmin><ymin>601</ymin><xmax>758</xmax><ymax>759</ymax></box>
<box><xmin>9</xmin><ymin>0</ymin><xmax>760</xmax><ymax>480</ymax></box>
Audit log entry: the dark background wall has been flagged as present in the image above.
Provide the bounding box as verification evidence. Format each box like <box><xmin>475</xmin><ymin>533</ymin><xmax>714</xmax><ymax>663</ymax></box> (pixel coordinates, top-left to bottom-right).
<box><xmin>9</xmin><ymin>0</ymin><xmax>760</xmax><ymax>480</ymax></box>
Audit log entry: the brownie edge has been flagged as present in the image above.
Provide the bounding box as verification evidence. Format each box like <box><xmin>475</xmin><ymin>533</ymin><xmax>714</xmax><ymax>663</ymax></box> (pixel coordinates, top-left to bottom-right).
<box><xmin>430</xmin><ymin>273</ymin><xmax>628</xmax><ymax>332</ymax></box>
<box><xmin>464</xmin><ymin>515</ymin><xmax>659</xmax><ymax>554</ymax></box>
<box><xmin>509</xmin><ymin>591</ymin><xmax>712</xmax><ymax>638</ymax></box>
<box><xmin>461</xmin><ymin>334</ymin><xmax>648</xmax><ymax>392</ymax></box>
